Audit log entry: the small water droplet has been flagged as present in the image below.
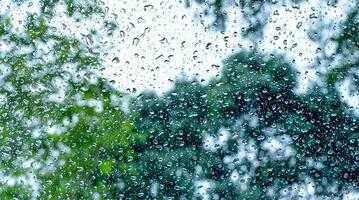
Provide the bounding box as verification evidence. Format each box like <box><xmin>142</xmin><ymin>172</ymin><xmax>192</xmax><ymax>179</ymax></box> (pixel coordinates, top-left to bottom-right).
<box><xmin>133</xmin><ymin>37</ymin><xmax>140</xmax><ymax>46</ymax></box>
<box><xmin>296</xmin><ymin>22</ymin><xmax>303</xmax><ymax>28</ymax></box>
<box><xmin>144</xmin><ymin>4</ymin><xmax>154</xmax><ymax>11</ymax></box>
<box><xmin>112</xmin><ymin>57</ymin><xmax>120</xmax><ymax>63</ymax></box>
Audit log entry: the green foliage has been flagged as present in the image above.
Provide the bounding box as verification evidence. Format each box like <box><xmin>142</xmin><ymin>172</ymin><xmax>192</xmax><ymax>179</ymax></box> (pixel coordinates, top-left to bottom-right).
<box><xmin>37</xmin><ymin>79</ymin><xmax>146</xmax><ymax>199</ymax></box>
<box><xmin>326</xmin><ymin>10</ymin><xmax>359</xmax><ymax>93</ymax></box>
<box><xmin>336</xmin><ymin>11</ymin><xmax>359</xmax><ymax>54</ymax></box>
<box><xmin>39</xmin><ymin>0</ymin><xmax>102</xmax><ymax>16</ymax></box>
<box><xmin>0</xmin><ymin>5</ymin><xmax>142</xmax><ymax>199</ymax></box>
<box><xmin>1</xmin><ymin>0</ymin><xmax>359</xmax><ymax>199</ymax></box>
<box><xmin>129</xmin><ymin>51</ymin><xmax>359</xmax><ymax>199</ymax></box>
<box><xmin>26</xmin><ymin>15</ymin><xmax>48</xmax><ymax>40</ymax></box>
<box><xmin>192</xmin><ymin>0</ymin><xmax>306</xmax><ymax>32</ymax></box>
<box><xmin>0</xmin><ymin>17</ymin><xmax>11</xmax><ymax>36</ymax></box>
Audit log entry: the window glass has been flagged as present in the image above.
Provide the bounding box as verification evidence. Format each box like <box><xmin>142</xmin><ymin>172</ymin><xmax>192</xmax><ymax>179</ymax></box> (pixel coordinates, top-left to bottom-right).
<box><xmin>0</xmin><ymin>0</ymin><xmax>358</xmax><ymax>199</ymax></box>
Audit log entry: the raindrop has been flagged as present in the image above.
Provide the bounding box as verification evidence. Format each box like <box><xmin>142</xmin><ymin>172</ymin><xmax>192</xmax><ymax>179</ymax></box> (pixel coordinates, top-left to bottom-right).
<box><xmin>290</xmin><ymin>43</ymin><xmax>298</xmax><ymax>50</ymax></box>
<box><xmin>133</xmin><ymin>37</ymin><xmax>140</xmax><ymax>46</ymax></box>
<box><xmin>137</xmin><ymin>17</ymin><xmax>145</xmax><ymax>23</ymax></box>
<box><xmin>120</xmin><ymin>30</ymin><xmax>125</xmax><ymax>37</ymax></box>
<box><xmin>141</xmin><ymin>27</ymin><xmax>150</xmax><ymax>37</ymax></box>
<box><xmin>85</xmin><ymin>34</ymin><xmax>94</xmax><ymax>45</ymax></box>
<box><xmin>155</xmin><ymin>54</ymin><xmax>163</xmax><ymax>60</ymax></box>
<box><xmin>296</xmin><ymin>22</ymin><xmax>303</xmax><ymax>28</ymax></box>
<box><xmin>144</xmin><ymin>4</ymin><xmax>154</xmax><ymax>11</ymax></box>
<box><xmin>159</xmin><ymin>37</ymin><xmax>168</xmax><ymax>44</ymax></box>
<box><xmin>309</xmin><ymin>13</ymin><xmax>318</xmax><ymax>19</ymax></box>
<box><xmin>112</xmin><ymin>57</ymin><xmax>120</xmax><ymax>63</ymax></box>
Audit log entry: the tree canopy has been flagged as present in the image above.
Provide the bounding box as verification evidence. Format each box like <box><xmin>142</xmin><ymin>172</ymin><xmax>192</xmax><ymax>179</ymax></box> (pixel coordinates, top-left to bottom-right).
<box><xmin>0</xmin><ymin>0</ymin><xmax>358</xmax><ymax>199</ymax></box>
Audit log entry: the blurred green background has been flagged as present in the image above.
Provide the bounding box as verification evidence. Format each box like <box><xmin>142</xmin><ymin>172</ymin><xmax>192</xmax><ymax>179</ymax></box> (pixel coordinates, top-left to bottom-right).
<box><xmin>0</xmin><ymin>0</ymin><xmax>358</xmax><ymax>199</ymax></box>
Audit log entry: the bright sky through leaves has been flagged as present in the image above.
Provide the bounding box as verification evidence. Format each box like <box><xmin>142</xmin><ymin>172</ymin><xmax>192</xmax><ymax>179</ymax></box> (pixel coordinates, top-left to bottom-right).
<box><xmin>1</xmin><ymin>0</ymin><xmax>359</xmax><ymax>199</ymax></box>
<box><xmin>1</xmin><ymin>0</ymin><xmax>356</xmax><ymax>98</ymax></box>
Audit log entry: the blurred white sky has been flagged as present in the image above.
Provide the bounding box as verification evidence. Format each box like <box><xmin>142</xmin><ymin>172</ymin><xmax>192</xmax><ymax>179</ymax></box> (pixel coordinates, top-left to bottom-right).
<box><xmin>2</xmin><ymin>0</ymin><xmax>358</xmax><ymax>114</ymax></box>
<box><xmin>0</xmin><ymin>0</ymin><xmax>355</xmax><ymax>93</ymax></box>
<box><xmin>95</xmin><ymin>0</ymin><xmax>353</xmax><ymax>94</ymax></box>
<box><xmin>1</xmin><ymin>0</ymin><xmax>358</xmax><ymax>112</ymax></box>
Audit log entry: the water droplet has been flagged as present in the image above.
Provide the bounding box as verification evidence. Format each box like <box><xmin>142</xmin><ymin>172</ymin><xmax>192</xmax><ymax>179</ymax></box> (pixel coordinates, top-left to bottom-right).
<box><xmin>133</xmin><ymin>37</ymin><xmax>140</xmax><ymax>46</ymax></box>
<box><xmin>296</xmin><ymin>22</ymin><xmax>303</xmax><ymax>28</ymax></box>
<box><xmin>144</xmin><ymin>4</ymin><xmax>154</xmax><ymax>11</ymax></box>
<box><xmin>112</xmin><ymin>57</ymin><xmax>120</xmax><ymax>63</ymax></box>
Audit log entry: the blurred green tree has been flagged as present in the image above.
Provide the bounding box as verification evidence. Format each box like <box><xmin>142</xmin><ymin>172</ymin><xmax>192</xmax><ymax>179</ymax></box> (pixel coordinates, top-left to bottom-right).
<box><xmin>1</xmin><ymin>0</ymin><xmax>359</xmax><ymax>199</ymax></box>
<box><xmin>130</xmin><ymin>50</ymin><xmax>358</xmax><ymax>199</ymax></box>
<box><xmin>128</xmin><ymin>7</ymin><xmax>359</xmax><ymax>195</ymax></box>
<box><xmin>0</xmin><ymin>2</ymin><xmax>144</xmax><ymax>199</ymax></box>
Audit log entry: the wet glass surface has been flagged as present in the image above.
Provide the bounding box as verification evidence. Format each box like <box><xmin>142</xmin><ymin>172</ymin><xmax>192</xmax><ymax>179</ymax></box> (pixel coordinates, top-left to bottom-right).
<box><xmin>0</xmin><ymin>0</ymin><xmax>359</xmax><ymax>199</ymax></box>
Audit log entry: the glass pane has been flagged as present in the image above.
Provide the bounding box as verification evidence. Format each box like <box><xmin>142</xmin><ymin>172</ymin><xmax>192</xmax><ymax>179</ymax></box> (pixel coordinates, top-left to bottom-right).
<box><xmin>1</xmin><ymin>0</ymin><xmax>358</xmax><ymax>199</ymax></box>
